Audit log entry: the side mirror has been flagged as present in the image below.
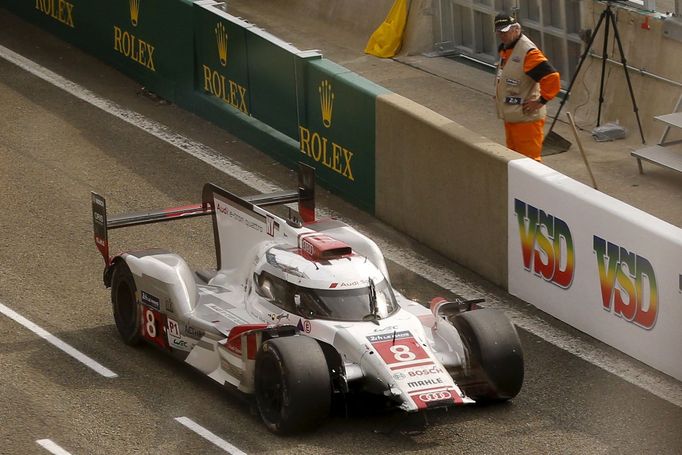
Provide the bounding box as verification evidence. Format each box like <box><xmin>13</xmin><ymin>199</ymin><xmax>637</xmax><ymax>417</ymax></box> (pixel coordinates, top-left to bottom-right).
<box><xmin>259</xmin><ymin>279</ymin><xmax>275</xmax><ymax>301</ymax></box>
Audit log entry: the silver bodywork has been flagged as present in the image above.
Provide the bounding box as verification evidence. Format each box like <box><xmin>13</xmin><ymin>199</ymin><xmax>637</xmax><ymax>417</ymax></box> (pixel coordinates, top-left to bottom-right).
<box><xmin>93</xmin><ymin>172</ymin><xmax>479</xmax><ymax>412</ymax></box>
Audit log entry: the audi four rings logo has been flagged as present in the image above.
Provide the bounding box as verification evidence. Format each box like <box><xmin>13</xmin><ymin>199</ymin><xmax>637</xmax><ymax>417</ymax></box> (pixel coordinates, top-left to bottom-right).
<box><xmin>418</xmin><ymin>391</ymin><xmax>452</xmax><ymax>402</ymax></box>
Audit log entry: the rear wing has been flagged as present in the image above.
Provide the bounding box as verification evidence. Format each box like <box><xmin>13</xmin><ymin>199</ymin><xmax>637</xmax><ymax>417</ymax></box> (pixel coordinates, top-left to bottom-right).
<box><xmin>91</xmin><ymin>163</ymin><xmax>316</xmax><ymax>267</ymax></box>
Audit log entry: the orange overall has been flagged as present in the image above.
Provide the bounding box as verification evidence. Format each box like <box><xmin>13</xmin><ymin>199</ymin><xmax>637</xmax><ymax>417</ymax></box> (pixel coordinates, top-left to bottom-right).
<box><xmin>497</xmin><ymin>39</ymin><xmax>560</xmax><ymax>161</ymax></box>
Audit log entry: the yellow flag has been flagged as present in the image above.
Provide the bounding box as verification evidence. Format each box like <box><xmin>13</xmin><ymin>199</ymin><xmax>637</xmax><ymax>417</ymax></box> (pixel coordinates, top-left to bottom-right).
<box><xmin>365</xmin><ymin>0</ymin><xmax>409</xmax><ymax>58</ymax></box>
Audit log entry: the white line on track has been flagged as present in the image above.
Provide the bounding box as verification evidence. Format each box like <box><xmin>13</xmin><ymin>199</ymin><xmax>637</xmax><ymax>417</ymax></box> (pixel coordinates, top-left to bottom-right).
<box><xmin>175</xmin><ymin>417</ymin><xmax>247</xmax><ymax>455</ymax></box>
<box><xmin>36</xmin><ymin>439</ymin><xmax>72</xmax><ymax>455</ymax></box>
<box><xmin>1</xmin><ymin>45</ymin><xmax>680</xmax><ymax>407</ymax></box>
<box><xmin>0</xmin><ymin>302</ymin><xmax>118</xmax><ymax>378</ymax></box>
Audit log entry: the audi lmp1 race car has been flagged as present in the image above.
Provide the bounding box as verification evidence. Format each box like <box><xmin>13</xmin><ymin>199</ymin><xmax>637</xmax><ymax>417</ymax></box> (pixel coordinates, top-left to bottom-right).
<box><xmin>91</xmin><ymin>164</ymin><xmax>523</xmax><ymax>434</ymax></box>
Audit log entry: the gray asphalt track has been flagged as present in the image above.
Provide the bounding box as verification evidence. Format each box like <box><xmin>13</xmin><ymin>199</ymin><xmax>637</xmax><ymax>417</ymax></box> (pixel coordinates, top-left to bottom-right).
<box><xmin>0</xmin><ymin>10</ymin><xmax>681</xmax><ymax>455</ymax></box>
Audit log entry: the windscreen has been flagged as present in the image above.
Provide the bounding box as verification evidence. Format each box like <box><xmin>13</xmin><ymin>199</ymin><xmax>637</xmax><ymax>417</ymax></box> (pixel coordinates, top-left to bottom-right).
<box><xmin>256</xmin><ymin>272</ymin><xmax>399</xmax><ymax>321</ymax></box>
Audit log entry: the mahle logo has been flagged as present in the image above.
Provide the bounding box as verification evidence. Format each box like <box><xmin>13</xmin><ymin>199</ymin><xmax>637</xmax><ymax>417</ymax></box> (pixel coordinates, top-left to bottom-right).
<box><xmin>129</xmin><ymin>0</ymin><xmax>140</xmax><ymax>27</ymax></box>
<box><xmin>593</xmin><ymin>236</ymin><xmax>658</xmax><ymax>329</ymax></box>
<box><xmin>215</xmin><ymin>22</ymin><xmax>228</xmax><ymax>67</ymax></box>
<box><xmin>319</xmin><ymin>80</ymin><xmax>334</xmax><ymax>128</ymax></box>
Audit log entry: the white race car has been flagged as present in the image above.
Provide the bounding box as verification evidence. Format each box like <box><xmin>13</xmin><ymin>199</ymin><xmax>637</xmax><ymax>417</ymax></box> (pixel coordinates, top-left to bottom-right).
<box><xmin>91</xmin><ymin>164</ymin><xmax>523</xmax><ymax>434</ymax></box>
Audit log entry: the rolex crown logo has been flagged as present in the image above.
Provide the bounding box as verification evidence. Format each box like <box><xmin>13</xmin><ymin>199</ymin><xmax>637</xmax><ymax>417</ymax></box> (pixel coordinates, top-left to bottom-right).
<box><xmin>129</xmin><ymin>0</ymin><xmax>140</xmax><ymax>27</ymax></box>
<box><xmin>215</xmin><ymin>22</ymin><xmax>228</xmax><ymax>67</ymax></box>
<box><xmin>319</xmin><ymin>80</ymin><xmax>334</xmax><ymax>128</ymax></box>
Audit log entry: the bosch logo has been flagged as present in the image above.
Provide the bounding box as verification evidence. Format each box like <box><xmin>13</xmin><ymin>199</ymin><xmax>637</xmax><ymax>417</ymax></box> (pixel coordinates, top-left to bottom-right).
<box><xmin>408</xmin><ymin>366</ymin><xmax>444</xmax><ymax>377</ymax></box>
<box><xmin>393</xmin><ymin>372</ymin><xmax>407</xmax><ymax>381</ymax></box>
<box><xmin>418</xmin><ymin>391</ymin><xmax>452</xmax><ymax>402</ymax></box>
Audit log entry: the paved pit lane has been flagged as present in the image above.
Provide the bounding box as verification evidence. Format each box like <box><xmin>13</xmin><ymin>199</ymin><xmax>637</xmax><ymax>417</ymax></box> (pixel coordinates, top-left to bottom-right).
<box><xmin>0</xmin><ymin>10</ymin><xmax>681</xmax><ymax>455</ymax></box>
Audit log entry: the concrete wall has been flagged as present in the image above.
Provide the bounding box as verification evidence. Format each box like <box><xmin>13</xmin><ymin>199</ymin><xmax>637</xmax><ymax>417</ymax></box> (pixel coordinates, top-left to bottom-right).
<box><xmin>402</xmin><ymin>0</ymin><xmax>436</xmax><ymax>56</ymax></box>
<box><xmin>375</xmin><ymin>93</ymin><xmax>520</xmax><ymax>287</ymax></box>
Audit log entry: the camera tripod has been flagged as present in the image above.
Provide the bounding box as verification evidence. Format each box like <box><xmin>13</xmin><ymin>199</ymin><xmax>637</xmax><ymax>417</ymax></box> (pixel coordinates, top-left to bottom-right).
<box><xmin>547</xmin><ymin>1</ymin><xmax>645</xmax><ymax>143</ymax></box>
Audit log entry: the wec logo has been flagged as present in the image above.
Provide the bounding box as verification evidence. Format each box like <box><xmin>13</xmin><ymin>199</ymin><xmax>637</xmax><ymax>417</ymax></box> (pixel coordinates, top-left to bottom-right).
<box><xmin>514</xmin><ymin>199</ymin><xmax>574</xmax><ymax>288</ymax></box>
<box><xmin>593</xmin><ymin>236</ymin><xmax>658</xmax><ymax>329</ymax></box>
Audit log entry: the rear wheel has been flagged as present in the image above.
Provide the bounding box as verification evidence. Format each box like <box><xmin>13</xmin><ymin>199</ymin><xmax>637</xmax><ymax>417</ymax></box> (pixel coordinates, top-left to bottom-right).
<box><xmin>111</xmin><ymin>262</ymin><xmax>143</xmax><ymax>346</ymax></box>
<box><xmin>452</xmin><ymin>308</ymin><xmax>524</xmax><ymax>401</ymax></box>
<box><xmin>255</xmin><ymin>336</ymin><xmax>331</xmax><ymax>434</ymax></box>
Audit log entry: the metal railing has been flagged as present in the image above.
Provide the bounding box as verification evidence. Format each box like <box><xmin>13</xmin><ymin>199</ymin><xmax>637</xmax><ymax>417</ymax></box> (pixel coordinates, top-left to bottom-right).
<box><xmin>432</xmin><ymin>0</ymin><xmax>584</xmax><ymax>84</ymax></box>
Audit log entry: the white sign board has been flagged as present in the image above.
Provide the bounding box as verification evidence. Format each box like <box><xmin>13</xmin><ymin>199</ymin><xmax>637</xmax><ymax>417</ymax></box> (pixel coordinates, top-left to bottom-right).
<box><xmin>508</xmin><ymin>159</ymin><xmax>682</xmax><ymax>381</ymax></box>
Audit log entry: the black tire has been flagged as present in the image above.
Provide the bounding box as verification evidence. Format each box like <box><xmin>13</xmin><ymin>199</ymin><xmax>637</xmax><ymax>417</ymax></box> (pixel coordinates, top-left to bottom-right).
<box><xmin>255</xmin><ymin>336</ymin><xmax>331</xmax><ymax>434</ymax></box>
<box><xmin>111</xmin><ymin>262</ymin><xmax>143</xmax><ymax>346</ymax></box>
<box><xmin>452</xmin><ymin>308</ymin><xmax>524</xmax><ymax>401</ymax></box>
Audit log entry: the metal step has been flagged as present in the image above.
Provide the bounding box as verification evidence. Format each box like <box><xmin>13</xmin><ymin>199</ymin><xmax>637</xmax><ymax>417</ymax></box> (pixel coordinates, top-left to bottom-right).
<box><xmin>631</xmin><ymin>145</ymin><xmax>682</xmax><ymax>173</ymax></box>
<box><xmin>654</xmin><ymin>112</ymin><xmax>682</xmax><ymax>129</ymax></box>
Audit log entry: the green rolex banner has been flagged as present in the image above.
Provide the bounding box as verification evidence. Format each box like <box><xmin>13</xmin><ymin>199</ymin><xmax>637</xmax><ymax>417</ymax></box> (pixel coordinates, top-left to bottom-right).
<box><xmin>297</xmin><ymin>59</ymin><xmax>390</xmax><ymax>213</ymax></box>
<box><xmin>2</xmin><ymin>0</ymin><xmax>392</xmax><ymax>214</ymax></box>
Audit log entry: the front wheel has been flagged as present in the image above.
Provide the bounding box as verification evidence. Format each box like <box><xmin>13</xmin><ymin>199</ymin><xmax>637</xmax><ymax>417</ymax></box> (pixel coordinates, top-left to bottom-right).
<box><xmin>453</xmin><ymin>308</ymin><xmax>524</xmax><ymax>401</ymax></box>
<box><xmin>255</xmin><ymin>336</ymin><xmax>331</xmax><ymax>434</ymax></box>
<box><xmin>111</xmin><ymin>262</ymin><xmax>143</xmax><ymax>346</ymax></box>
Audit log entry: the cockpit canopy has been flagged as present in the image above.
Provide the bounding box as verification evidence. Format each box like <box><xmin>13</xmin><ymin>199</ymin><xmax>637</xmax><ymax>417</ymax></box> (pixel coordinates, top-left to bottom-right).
<box><xmin>253</xmin><ymin>244</ymin><xmax>399</xmax><ymax>322</ymax></box>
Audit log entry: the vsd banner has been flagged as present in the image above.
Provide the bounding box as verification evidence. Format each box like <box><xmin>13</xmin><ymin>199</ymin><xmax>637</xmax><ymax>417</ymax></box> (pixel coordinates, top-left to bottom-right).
<box><xmin>508</xmin><ymin>159</ymin><xmax>682</xmax><ymax>381</ymax></box>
